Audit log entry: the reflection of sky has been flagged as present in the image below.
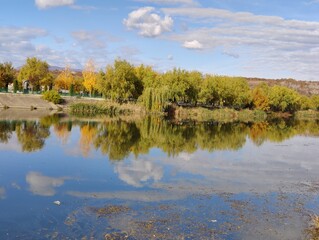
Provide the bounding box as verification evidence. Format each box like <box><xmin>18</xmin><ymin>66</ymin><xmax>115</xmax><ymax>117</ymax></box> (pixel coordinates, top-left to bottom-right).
<box><xmin>0</xmin><ymin>121</ymin><xmax>319</xmax><ymax>239</ymax></box>
<box><xmin>0</xmin><ymin>134</ymin><xmax>21</xmax><ymax>152</ymax></box>
<box><xmin>115</xmin><ymin>158</ymin><xmax>163</xmax><ymax>187</ymax></box>
<box><xmin>154</xmin><ymin>136</ymin><xmax>319</xmax><ymax>194</ymax></box>
<box><xmin>26</xmin><ymin>172</ymin><xmax>67</xmax><ymax>196</ymax></box>
<box><xmin>0</xmin><ymin>187</ymin><xmax>5</xmax><ymax>199</ymax></box>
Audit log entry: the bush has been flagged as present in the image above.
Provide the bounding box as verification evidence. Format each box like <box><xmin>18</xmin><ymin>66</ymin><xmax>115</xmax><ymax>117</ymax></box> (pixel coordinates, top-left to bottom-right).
<box><xmin>42</xmin><ymin>90</ymin><xmax>63</xmax><ymax>104</ymax></box>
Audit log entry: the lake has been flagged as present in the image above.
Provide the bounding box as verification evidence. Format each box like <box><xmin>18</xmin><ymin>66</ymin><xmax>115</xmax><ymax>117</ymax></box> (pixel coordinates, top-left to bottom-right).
<box><xmin>0</xmin><ymin>115</ymin><xmax>319</xmax><ymax>239</ymax></box>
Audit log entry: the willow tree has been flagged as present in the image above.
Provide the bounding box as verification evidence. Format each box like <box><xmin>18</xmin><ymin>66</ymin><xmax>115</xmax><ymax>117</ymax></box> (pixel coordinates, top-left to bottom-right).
<box><xmin>18</xmin><ymin>57</ymin><xmax>50</xmax><ymax>91</ymax></box>
<box><xmin>82</xmin><ymin>59</ymin><xmax>97</xmax><ymax>97</ymax></box>
<box><xmin>140</xmin><ymin>86</ymin><xmax>172</xmax><ymax>112</ymax></box>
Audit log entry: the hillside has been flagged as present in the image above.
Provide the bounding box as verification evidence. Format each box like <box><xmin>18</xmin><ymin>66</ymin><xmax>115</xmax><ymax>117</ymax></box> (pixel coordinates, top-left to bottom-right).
<box><xmin>246</xmin><ymin>78</ymin><xmax>319</xmax><ymax>96</ymax></box>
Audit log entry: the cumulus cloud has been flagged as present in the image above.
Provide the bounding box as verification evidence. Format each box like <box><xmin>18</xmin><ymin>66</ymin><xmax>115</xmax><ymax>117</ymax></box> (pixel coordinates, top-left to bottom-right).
<box><xmin>115</xmin><ymin>159</ymin><xmax>163</xmax><ymax>187</ymax></box>
<box><xmin>183</xmin><ymin>40</ymin><xmax>203</xmax><ymax>49</ymax></box>
<box><xmin>162</xmin><ymin>7</ymin><xmax>319</xmax><ymax>79</ymax></box>
<box><xmin>0</xmin><ymin>26</ymin><xmax>49</xmax><ymax>66</ymax></box>
<box><xmin>26</xmin><ymin>172</ymin><xmax>67</xmax><ymax>196</ymax></box>
<box><xmin>35</xmin><ymin>0</ymin><xmax>75</xmax><ymax>9</ymax></box>
<box><xmin>123</xmin><ymin>7</ymin><xmax>173</xmax><ymax>37</ymax></box>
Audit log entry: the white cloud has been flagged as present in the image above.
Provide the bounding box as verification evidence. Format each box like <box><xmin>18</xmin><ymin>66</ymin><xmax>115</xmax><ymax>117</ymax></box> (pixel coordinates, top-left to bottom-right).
<box><xmin>123</xmin><ymin>7</ymin><xmax>173</xmax><ymax>37</ymax></box>
<box><xmin>183</xmin><ymin>40</ymin><xmax>203</xmax><ymax>49</ymax></box>
<box><xmin>115</xmin><ymin>158</ymin><xmax>163</xmax><ymax>187</ymax></box>
<box><xmin>26</xmin><ymin>172</ymin><xmax>67</xmax><ymax>196</ymax></box>
<box><xmin>162</xmin><ymin>7</ymin><xmax>319</xmax><ymax>79</ymax></box>
<box><xmin>35</xmin><ymin>0</ymin><xmax>75</xmax><ymax>9</ymax></box>
<box><xmin>0</xmin><ymin>26</ymin><xmax>48</xmax><ymax>66</ymax></box>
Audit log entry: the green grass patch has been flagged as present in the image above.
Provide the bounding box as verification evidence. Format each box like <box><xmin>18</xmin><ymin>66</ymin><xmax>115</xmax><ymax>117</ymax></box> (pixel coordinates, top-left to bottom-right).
<box><xmin>69</xmin><ymin>103</ymin><xmax>132</xmax><ymax>117</ymax></box>
<box><xmin>175</xmin><ymin>107</ymin><xmax>267</xmax><ymax>122</ymax></box>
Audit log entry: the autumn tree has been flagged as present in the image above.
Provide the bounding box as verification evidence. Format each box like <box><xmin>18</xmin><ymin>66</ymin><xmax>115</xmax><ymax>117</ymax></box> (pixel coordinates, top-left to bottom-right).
<box><xmin>82</xmin><ymin>59</ymin><xmax>97</xmax><ymax>96</ymax></box>
<box><xmin>18</xmin><ymin>57</ymin><xmax>50</xmax><ymax>91</ymax></box>
<box><xmin>97</xmin><ymin>59</ymin><xmax>143</xmax><ymax>101</ymax></box>
<box><xmin>54</xmin><ymin>65</ymin><xmax>74</xmax><ymax>91</ymax></box>
<box><xmin>0</xmin><ymin>62</ymin><xmax>15</xmax><ymax>90</ymax></box>
<box><xmin>251</xmin><ymin>83</ymin><xmax>270</xmax><ymax>111</ymax></box>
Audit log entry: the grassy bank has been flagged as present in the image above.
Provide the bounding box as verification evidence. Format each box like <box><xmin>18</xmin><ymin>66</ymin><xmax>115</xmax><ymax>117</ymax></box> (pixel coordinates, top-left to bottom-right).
<box><xmin>174</xmin><ymin>106</ymin><xmax>267</xmax><ymax>122</ymax></box>
<box><xmin>69</xmin><ymin>102</ymin><xmax>145</xmax><ymax>117</ymax></box>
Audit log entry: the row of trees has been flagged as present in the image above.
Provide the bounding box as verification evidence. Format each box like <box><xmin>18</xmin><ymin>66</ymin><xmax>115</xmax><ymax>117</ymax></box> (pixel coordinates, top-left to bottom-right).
<box><xmin>1</xmin><ymin>58</ymin><xmax>319</xmax><ymax>112</ymax></box>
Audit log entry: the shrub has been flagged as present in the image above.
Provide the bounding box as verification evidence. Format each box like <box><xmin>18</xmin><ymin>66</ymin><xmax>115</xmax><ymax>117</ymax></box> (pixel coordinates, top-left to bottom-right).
<box><xmin>42</xmin><ymin>90</ymin><xmax>63</xmax><ymax>104</ymax></box>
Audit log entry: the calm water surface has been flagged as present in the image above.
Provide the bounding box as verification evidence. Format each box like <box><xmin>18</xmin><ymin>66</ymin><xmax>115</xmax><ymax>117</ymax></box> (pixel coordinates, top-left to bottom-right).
<box><xmin>0</xmin><ymin>115</ymin><xmax>319</xmax><ymax>239</ymax></box>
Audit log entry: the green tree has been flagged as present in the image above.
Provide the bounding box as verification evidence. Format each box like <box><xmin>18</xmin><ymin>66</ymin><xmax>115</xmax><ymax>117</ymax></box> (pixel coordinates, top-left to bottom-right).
<box><xmin>99</xmin><ymin>59</ymin><xmax>142</xmax><ymax>101</ymax></box>
<box><xmin>161</xmin><ymin>68</ymin><xmax>191</xmax><ymax>102</ymax></box>
<box><xmin>199</xmin><ymin>75</ymin><xmax>217</xmax><ymax>105</ymax></box>
<box><xmin>18</xmin><ymin>57</ymin><xmax>50</xmax><ymax>91</ymax></box>
<box><xmin>0</xmin><ymin>62</ymin><xmax>15</xmax><ymax>90</ymax></box>
<box><xmin>199</xmin><ymin>75</ymin><xmax>251</xmax><ymax>108</ymax></box>
<box><xmin>269</xmin><ymin>85</ymin><xmax>301</xmax><ymax>112</ymax></box>
<box><xmin>135</xmin><ymin>64</ymin><xmax>159</xmax><ymax>88</ymax></box>
<box><xmin>299</xmin><ymin>95</ymin><xmax>313</xmax><ymax>110</ymax></box>
<box><xmin>311</xmin><ymin>95</ymin><xmax>319</xmax><ymax>110</ymax></box>
<box><xmin>186</xmin><ymin>71</ymin><xmax>203</xmax><ymax>104</ymax></box>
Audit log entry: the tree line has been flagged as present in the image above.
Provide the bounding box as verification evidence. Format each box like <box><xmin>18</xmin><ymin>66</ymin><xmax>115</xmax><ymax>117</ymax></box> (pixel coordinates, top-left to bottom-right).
<box><xmin>1</xmin><ymin>57</ymin><xmax>319</xmax><ymax>112</ymax></box>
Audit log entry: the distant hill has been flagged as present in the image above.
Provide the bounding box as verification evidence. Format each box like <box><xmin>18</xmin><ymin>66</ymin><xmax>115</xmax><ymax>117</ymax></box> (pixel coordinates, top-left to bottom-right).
<box><xmin>246</xmin><ymin>78</ymin><xmax>319</xmax><ymax>96</ymax></box>
<box><xmin>49</xmin><ymin>65</ymin><xmax>81</xmax><ymax>72</ymax></box>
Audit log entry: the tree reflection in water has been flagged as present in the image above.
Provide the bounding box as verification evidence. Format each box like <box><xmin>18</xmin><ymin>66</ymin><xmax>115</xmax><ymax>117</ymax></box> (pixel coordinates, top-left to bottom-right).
<box><xmin>1</xmin><ymin>115</ymin><xmax>319</xmax><ymax>157</ymax></box>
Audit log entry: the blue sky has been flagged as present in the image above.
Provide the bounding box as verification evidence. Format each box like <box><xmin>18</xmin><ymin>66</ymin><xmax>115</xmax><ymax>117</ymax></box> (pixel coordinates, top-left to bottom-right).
<box><xmin>0</xmin><ymin>0</ymin><xmax>319</xmax><ymax>80</ymax></box>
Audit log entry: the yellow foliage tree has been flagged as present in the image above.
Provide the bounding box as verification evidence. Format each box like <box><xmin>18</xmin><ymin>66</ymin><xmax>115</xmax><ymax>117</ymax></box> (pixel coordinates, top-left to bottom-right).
<box><xmin>252</xmin><ymin>83</ymin><xmax>270</xmax><ymax>111</ymax></box>
<box><xmin>82</xmin><ymin>59</ymin><xmax>97</xmax><ymax>96</ymax></box>
<box><xmin>54</xmin><ymin>65</ymin><xmax>74</xmax><ymax>90</ymax></box>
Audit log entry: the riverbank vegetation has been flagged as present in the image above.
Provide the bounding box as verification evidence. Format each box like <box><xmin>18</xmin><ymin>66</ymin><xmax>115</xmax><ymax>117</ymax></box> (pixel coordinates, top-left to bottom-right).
<box><xmin>1</xmin><ymin>58</ymin><xmax>319</xmax><ymax>118</ymax></box>
<box><xmin>69</xmin><ymin>103</ymin><xmax>138</xmax><ymax>117</ymax></box>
